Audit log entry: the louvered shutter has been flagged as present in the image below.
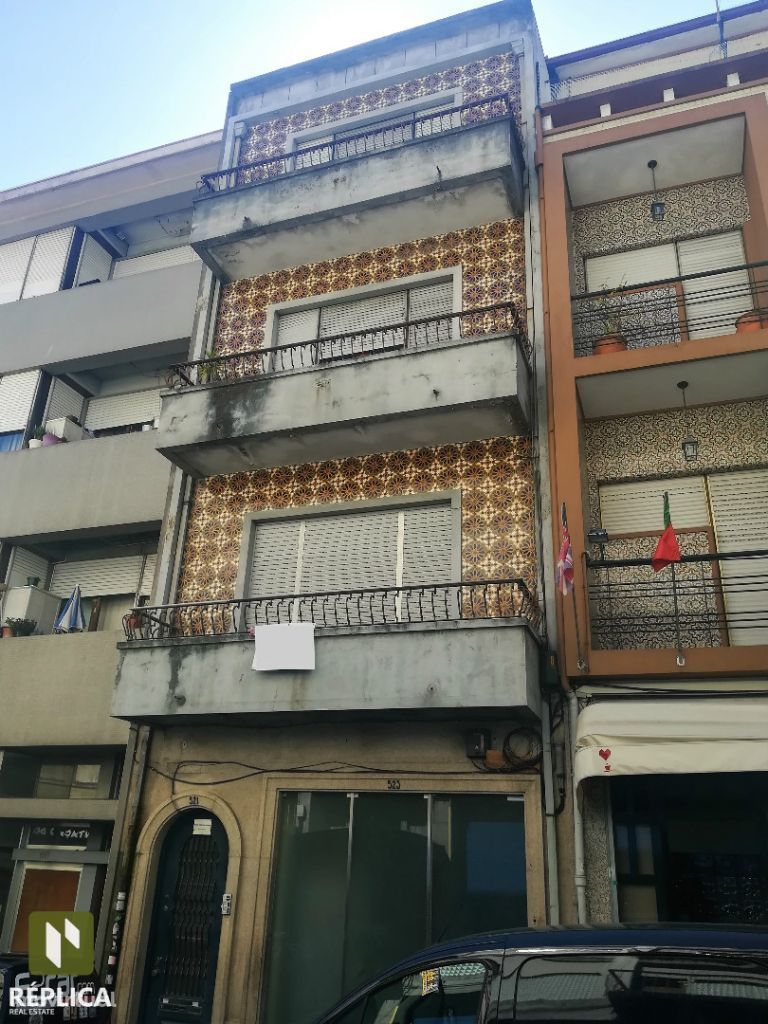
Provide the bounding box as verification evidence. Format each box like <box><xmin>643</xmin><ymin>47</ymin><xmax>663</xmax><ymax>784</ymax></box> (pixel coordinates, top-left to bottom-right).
<box><xmin>111</xmin><ymin>246</ymin><xmax>199</xmax><ymax>279</ymax></box>
<box><xmin>586</xmin><ymin>244</ymin><xmax>678</xmax><ymax>292</ymax></box>
<box><xmin>249</xmin><ymin>520</ymin><xmax>302</xmax><ymax>597</ymax></box>
<box><xmin>301</xmin><ymin>510</ymin><xmax>399</xmax><ymax>593</ymax></box>
<box><xmin>0</xmin><ymin>237</ymin><xmax>35</xmax><ymax>304</ymax></box>
<box><xmin>401</xmin><ymin>502</ymin><xmax>455</xmax><ymax>619</ymax></box>
<box><xmin>319</xmin><ymin>290</ymin><xmax>407</xmax><ymax>359</ymax></box>
<box><xmin>677</xmin><ymin>232</ymin><xmax>751</xmax><ymax>338</ymax></box>
<box><xmin>83</xmin><ymin>389</ymin><xmax>162</xmax><ymax>431</ymax></box>
<box><xmin>21</xmin><ymin>228</ymin><xmax>74</xmax><ymax>298</ymax></box>
<box><xmin>6</xmin><ymin>548</ymin><xmax>50</xmax><ymax>590</ymax></box>
<box><xmin>0</xmin><ymin>371</ymin><xmax>40</xmax><ymax>432</ymax></box>
<box><xmin>294</xmin><ymin>134</ymin><xmax>334</xmax><ymax>169</ymax></box>
<box><xmin>276</xmin><ymin>307</ymin><xmax>320</xmax><ymax>345</ymax></box>
<box><xmin>407</xmin><ymin>279</ymin><xmax>454</xmax><ymax>346</ymax></box>
<box><xmin>708</xmin><ymin>469</ymin><xmax>768</xmax><ymax>645</ymax></box>
<box><xmin>76</xmin><ymin>234</ymin><xmax>113</xmax><ymax>286</ymax></box>
<box><xmin>599</xmin><ymin>476</ymin><xmax>709</xmax><ymax>534</ymax></box>
<box><xmin>45</xmin><ymin>379</ymin><xmax>84</xmax><ymax>423</ymax></box>
<box><xmin>50</xmin><ymin>556</ymin><xmax>145</xmax><ymax>597</ymax></box>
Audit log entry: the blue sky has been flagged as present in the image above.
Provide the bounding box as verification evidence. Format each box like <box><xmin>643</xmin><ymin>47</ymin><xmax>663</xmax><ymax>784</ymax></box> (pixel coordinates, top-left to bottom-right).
<box><xmin>0</xmin><ymin>0</ymin><xmax>739</xmax><ymax>190</ymax></box>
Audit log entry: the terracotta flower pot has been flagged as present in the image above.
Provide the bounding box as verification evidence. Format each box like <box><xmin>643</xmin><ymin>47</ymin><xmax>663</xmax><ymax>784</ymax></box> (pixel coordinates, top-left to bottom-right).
<box><xmin>736</xmin><ymin>311</ymin><xmax>767</xmax><ymax>333</ymax></box>
<box><xmin>593</xmin><ymin>334</ymin><xmax>628</xmax><ymax>354</ymax></box>
<box><xmin>1</xmin><ymin>626</ymin><xmax>13</xmax><ymax>639</ymax></box>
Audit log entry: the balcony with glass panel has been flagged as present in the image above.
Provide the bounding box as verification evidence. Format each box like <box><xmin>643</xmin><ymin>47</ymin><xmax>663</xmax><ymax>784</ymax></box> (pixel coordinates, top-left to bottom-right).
<box><xmin>190</xmin><ymin>96</ymin><xmax>525</xmax><ymax>280</ymax></box>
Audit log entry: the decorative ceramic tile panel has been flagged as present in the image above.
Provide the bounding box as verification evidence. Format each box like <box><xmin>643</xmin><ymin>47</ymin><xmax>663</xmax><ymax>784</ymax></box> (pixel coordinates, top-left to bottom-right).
<box><xmin>177</xmin><ymin>436</ymin><xmax>535</xmax><ymax>603</ymax></box>
<box><xmin>238</xmin><ymin>52</ymin><xmax>521</xmax><ymax>168</ymax></box>
<box><xmin>570</xmin><ymin>175</ymin><xmax>750</xmax><ymax>293</ymax></box>
<box><xmin>213</xmin><ymin>219</ymin><xmax>524</xmax><ymax>357</ymax></box>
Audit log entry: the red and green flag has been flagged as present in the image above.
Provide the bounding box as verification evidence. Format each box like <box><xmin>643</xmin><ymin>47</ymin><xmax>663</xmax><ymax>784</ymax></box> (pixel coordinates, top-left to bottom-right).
<box><xmin>651</xmin><ymin>491</ymin><xmax>681</xmax><ymax>572</ymax></box>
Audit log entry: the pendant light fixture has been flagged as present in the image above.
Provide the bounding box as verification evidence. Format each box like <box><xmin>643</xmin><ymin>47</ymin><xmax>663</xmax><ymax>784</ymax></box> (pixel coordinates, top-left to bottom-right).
<box><xmin>648</xmin><ymin>159</ymin><xmax>666</xmax><ymax>222</ymax></box>
<box><xmin>677</xmin><ymin>380</ymin><xmax>699</xmax><ymax>461</ymax></box>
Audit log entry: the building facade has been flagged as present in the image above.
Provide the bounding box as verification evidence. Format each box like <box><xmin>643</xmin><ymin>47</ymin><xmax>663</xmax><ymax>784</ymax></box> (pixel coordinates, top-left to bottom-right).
<box><xmin>540</xmin><ymin>2</ymin><xmax>768</xmax><ymax>924</ymax></box>
<box><xmin>109</xmin><ymin>4</ymin><xmax>567</xmax><ymax>1024</ymax></box>
<box><xmin>0</xmin><ymin>133</ymin><xmax>218</xmax><ymax>964</ymax></box>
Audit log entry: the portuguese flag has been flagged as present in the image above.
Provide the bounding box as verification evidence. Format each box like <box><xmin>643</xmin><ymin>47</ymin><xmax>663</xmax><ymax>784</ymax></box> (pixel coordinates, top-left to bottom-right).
<box><xmin>651</xmin><ymin>491</ymin><xmax>682</xmax><ymax>572</ymax></box>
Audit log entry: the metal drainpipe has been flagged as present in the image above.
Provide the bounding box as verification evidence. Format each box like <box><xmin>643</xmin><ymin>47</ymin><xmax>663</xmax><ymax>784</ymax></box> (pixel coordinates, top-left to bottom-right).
<box><xmin>540</xmin><ymin>695</ymin><xmax>561</xmax><ymax>924</ymax></box>
<box><xmin>567</xmin><ymin>688</ymin><xmax>587</xmax><ymax>923</ymax></box>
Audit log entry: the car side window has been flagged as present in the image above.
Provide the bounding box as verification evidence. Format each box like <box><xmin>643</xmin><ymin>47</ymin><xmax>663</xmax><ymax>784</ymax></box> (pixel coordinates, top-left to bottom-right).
<box><xmin>359</xmin><ymin>961</ymin><xmax>489</xmax><ymax>1024</ymax></box>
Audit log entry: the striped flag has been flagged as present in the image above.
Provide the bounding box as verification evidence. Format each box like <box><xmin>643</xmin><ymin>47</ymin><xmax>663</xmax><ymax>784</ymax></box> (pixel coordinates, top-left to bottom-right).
<box><xmin>556</xmin><ymin>502</ymin><xmax>574</xmax><ymax>596</ymax></box>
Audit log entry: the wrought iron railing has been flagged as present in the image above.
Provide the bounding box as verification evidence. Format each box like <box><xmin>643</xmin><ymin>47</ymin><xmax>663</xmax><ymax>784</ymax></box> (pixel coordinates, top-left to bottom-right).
<box><xmin>122</xmin><ymin>579</ymin><xmax>539</xmax><ymax>641</ymax></box>
<box><xmin>572</xmin><ymin>259</ymin><xmax>768</xmax><ymax>356</ymax></box>
<box><xmin>166</xmin><ymin>302</ymin><xmax>528</xmax><ymax>388</ymax></box>
<box><xmin>586</xmin><ymin>548</ymin><xmax>768</xmax><ymax>650</ymax></box>
<box><xmin>199</xmin><ymin>94</ymin><xmax>517</xmax><ymax>194</ymax></box>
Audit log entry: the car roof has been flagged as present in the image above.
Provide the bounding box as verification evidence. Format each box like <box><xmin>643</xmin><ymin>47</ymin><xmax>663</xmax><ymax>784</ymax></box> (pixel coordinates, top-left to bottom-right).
<box><xmin>315</xmin><ymin>925</ymin><xmax>768</xmax><ymax>1022</ymax></box>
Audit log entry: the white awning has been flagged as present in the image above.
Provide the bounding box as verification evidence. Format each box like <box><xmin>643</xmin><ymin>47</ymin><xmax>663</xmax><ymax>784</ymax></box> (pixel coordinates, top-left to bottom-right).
<box><xmin>574</xmin><ymin>697</ymin><xmax>768</xmax><ymax>785</ymax></box>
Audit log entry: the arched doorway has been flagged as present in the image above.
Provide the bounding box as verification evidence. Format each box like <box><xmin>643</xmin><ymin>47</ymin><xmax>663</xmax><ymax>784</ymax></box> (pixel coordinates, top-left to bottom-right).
<box><xmin>139</xmin><ymin>810</ymin><xmax>229</xmax><ymax>1023</ymax></box>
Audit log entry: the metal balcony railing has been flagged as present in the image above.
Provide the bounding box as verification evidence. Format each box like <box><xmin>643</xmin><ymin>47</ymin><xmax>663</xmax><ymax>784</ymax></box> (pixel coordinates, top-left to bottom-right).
<box><xmin>572</xmin><ymin>259</ymin><xmax>768</xmax><ymax>356</ymax></box>
<box><xmin>586</xmin><ymin>548</ymin><xmax>768</xmax><ymax>650</ymax></box>
<box><xmin>166</xmin><ymin>302</ymin><xmax>528</xmax><ymax>388</ymax></box>
<box><xmin>199</xmin><ymin>94</ymin><xmax>518</xmax><ymax>194</ymax></box>
<box><xmin>122</xmin><ymin>579</ymin><xmax>539</xmax><ymax>641</ymax></box>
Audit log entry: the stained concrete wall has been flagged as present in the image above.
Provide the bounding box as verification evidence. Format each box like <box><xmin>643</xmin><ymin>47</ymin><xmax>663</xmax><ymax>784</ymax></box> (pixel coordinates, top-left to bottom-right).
<box><xmin>0</xmin><ymin>631</ymin><xmax>127</xmax><ymax>746</ymax></box>
<box><xmin>0</xmin><ymin>262</ymin><xmax>202</xmax><ymax>376</ymax></box>
<box><xmin>113</xmin><ymin>620</ymin><xmax>541</xmax><ymax>722</ymax></box>
<box><xmin>158</xmin><ymin>334</ymin><xmax>530</xmax><ymax>475</ymax></box>
<box><xmin>0</xmin><ymin>432</ymin><xmax>170</xmax><ymax>543</ymax></box>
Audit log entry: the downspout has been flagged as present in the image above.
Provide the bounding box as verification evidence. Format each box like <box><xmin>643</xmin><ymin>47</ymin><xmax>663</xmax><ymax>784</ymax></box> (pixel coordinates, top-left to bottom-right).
<box><xmin>540</xmin><ymin>695</ymin><xmax>560</xmax><ymax>924</ymax></box>
<box><xmin>566</xmin><ymin>687</ymin><xmax>587</xmax><ymax>923</ymax></box>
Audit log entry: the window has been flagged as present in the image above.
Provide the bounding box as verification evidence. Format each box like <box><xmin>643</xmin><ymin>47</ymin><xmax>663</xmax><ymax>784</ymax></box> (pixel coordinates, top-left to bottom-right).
<box><xmin>360</xmin><ymin>962</ymin><xmax>488</xmax><ymax>1024</ymax></box>
<box><xmin>245</xmin><ymin>498</ymin><xmax>457</xmax><ymax>623</ymax></box>
<box><xmin>0</xmin><ymin>753</ymin><xmax>118</xmax><ymax>800</ymax></box>
<box><xmin>274</xmin><ymin>278</ymin><xmax>455</xmax><ymax>361</ymax></box>
<box><xmin>512</xmin><ymin>952</ymin><xmax>768</xmax><ymax>1022</ymax></box>
<box><xmin>0</xmin><ymin>229</ymin><xmax>75</xmax><ymax>304</ymax></box>
<box><xmin>82</xmin><ymin>389</ymin><xmax>162</xmax><ymax>434</ymax></box>
<box><xmin>263</xmin><ymin>792</ymin><xmax>525</xmax><ymax>1024</ymax></box>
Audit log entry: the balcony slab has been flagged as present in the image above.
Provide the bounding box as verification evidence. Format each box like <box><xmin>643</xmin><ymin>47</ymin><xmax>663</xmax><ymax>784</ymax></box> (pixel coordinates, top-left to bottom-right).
<box><xmin>157</xmin><ymin>333</ymin><xmax>529</xmax><ymax>476</ymax></box>
<box><xmin>112</xmin><ymin>619</ymin><xmax>541</xmax><ymax>723</ymax></box>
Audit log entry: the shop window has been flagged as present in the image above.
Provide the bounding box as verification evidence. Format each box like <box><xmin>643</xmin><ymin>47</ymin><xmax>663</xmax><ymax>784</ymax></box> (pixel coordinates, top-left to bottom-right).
<box><xmin>0</xmin><ymin>752</ymin><xmax>118</xmax><ymax>800</ymax></box>
<box><xmin>263</xmin><ymin>792</ymin><xmax>526</xmax><ymax>1024</ymax></box>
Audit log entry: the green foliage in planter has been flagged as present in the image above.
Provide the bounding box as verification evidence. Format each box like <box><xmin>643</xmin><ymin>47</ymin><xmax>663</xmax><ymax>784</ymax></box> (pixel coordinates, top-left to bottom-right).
<box><xmin>5</xmin><ymin>617</ymin><xmax>37</xmax><ymax>636</ymax></box>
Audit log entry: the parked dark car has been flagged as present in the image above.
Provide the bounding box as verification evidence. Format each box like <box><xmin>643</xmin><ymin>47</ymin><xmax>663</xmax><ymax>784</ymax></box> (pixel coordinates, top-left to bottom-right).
<box><xmin>0</xmin><ymin>954</ymin><xmax>107</xmax><ymax>1022</ymax></box>
<box><xmin>314</xmin><ymin>926</ymin><xmax>768</xmax><ymax>1024</ymax></box>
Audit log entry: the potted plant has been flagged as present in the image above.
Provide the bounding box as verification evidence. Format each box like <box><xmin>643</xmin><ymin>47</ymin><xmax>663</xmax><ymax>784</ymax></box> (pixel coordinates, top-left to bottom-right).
<box><xmin>736</xmin><ymin>310</ymin><xmax>768</xmax><ymax>333</ymax></box>
<box><xmin>592</xmin><ymin>284</ymin><xmax>629</xmax><ymax>354</ymax></box>
<box><xmin>4</xmin><ymin>617</ymin><xmax>37</xmax><ymax>637</ymax></box>
<box><xmin>28</xmin><ymin>426</ymin><xmax>45</xmax><ymax>449</ymax></box>
<box><xmin>197</xmin><ymin>349</ymin><xmax>224</xmax><ymax>385</ymax></box>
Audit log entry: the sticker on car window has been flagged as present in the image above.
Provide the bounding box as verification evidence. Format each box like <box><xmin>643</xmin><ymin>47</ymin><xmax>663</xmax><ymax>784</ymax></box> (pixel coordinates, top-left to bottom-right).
<box><xmin>421</xmin><ymin>968</ymin><xmax>440</xmax><ymax>995</ymax></box>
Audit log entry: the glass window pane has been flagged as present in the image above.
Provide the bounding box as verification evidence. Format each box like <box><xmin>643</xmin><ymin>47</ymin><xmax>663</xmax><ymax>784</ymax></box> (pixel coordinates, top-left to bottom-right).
<box><xmin>613</xmin><ymin>824</ymin><xmax>631</xmax><ymax>875</ymax></box>
<box><xmin>263</xmin><ymin>792</ymin><xmax>351</xmax><ymax>1024</ymax></box>
<box><xmin>35</xmin><ymin>763</ymin><xmax>75</xmax><ymax>798</ymax></box>
<box><xmin>343</xmin><ymin>794</ymin><xmax>428</xmax><ymax>994</ymax></box>
<box><xmin>635</xmin><ymin>824</ymin><xmax>655</xmax><ymax>875</ymax></box>
<box><xmin>431</xmin><ymin>795</ymin><xmax>526</xmax><ymax>941</ymax></box>
<box><xmin>362</xmin><ymin>962</ymin><xmax>487</xmax><ymax>1024</ymax></box>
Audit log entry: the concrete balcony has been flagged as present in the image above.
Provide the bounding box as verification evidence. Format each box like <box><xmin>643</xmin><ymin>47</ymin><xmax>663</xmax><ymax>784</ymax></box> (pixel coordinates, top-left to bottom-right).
<box><xmin>112</xmin><ymin>581</ymin><xmax>541</xmax><ymax>722</ymax></box>
<box><xmin>192</xmin><ymin>99</ymin><xmax>524</xmax><ymax>280</ymax></box>
<box><xmin>0</xmin><ymin>432</ymin><xmax>171</xmax><ymax>544</ymax></box>
<box><xmin>0</xmin><ymin>631</ymin><xmax>128</xmax><ymax>746</ymax></box>
<box><xmin>0</xmin><ymin>261</ymin><xmax>202</xmax><ymax>376</ymax></box>
<box><xmin>158</xmin><ymin>309</ymin><xmax>531</xmax><ymax>476</ymax></box>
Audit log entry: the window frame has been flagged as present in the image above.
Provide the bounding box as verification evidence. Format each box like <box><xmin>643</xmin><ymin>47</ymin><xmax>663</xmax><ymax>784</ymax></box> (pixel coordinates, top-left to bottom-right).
<box><xmin>283</xmin><ymin>88</ymin><xmax>463</xmax><ymax>157</ymax></box>
<box><xmin>264</xmin><ymin>266</ymin><xmax>464</xmax><ymax>357</ymax></box>
<box><xmin>236</xmin><ymin>490</ymin><xmax>463</xmax><ymax>607</ymax></box>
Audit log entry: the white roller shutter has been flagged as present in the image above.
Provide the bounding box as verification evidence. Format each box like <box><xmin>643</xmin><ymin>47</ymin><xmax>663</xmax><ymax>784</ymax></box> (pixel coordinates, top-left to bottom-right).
<box><xmin>83</xmin><ymin>389</ymin><xmax>162</xmax><ymax>431</ymax></box>
<box><xmin>111</xmin><ymin>246</ymin><xmax>198</xmax><ymax>279</ymax></box>
<box><xmin>401</xmin><ymin>503</ymin><xmax>453</xmax><ymax>585</ymax></box>
<box><xmin>301</xmin><ymin>510</ymin><xmax>399</xmax><ymax>593</ymax></box>
<box><xmin>249</xmin><ymin>519</ymin><xmax>303</xmax><ymax>597</ymax></box>
<box><xmin>6</xmin><ymin>548</ymin><xmax>50</xmax><ymax>590</ymax></box>
<box><xmin>0</xmin><ymin>371</ymin><xmax>40</xmax><ymax>432</ymax></box>
<box><xmin>276</xmin><ymin>307</ymin><xmax>320</xmax><ymax>345</ymax></box>
<box><xmin>586</xmin><ymin>244</ymin><xmax>678</xmax><ymax>292</ymax></box>
<box><xmin>677</xmin><ymin>232</ymin><xmax>751</xmax><ymax>339</ymax></box>
<box><xmin>21</xmin><ymin>228</ymin><xmax>74</xmax><ymax>299</ymax></box>
<box><xmin>75</xmin><ymin>234</ymin><xmax>113</xmax><ymax>286</ymax></box>
<box><xmin>139</xmin><ymin>554</ymin><xmax>157</xmax><ymax>597</ymax></box>
<box><xmin>50</xmin><ymin>556</ymin><xmax>145</xmax><ymax>598</ymax></box>
<box><xmin>599</xmin><ymin>476</ymin><xmax>709</xmax><ymax>534</ymax></box>
<box><xmin>45</xmin><ymin>379</ymin><xmax>84</xmax><ymax>423</ymax></box>
<box><xmin>0</xmin><ymin>237</ymin><xmax>35</xmax><ymax>304</ymax></box>
<box><xmin>319</xmin><ymin>289</ymin><xmax>407</xmax><ymax>359</ymax></box>
<box><xmin>709</xmin><ymin>469</ymin><xmax>768</xmax><ymax>645</ymax></box>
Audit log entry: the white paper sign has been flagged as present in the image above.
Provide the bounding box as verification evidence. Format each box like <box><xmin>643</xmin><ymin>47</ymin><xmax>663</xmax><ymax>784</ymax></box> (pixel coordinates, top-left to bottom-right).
<box><xmin>193</xmin><ymin>818</ymin><xmax>212</xmax><ymax>836</ymax></box>
<box><xmin>252</xmin><ymin>623</ymin><xmax>316</xmax><ymax>671</ymax></box>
